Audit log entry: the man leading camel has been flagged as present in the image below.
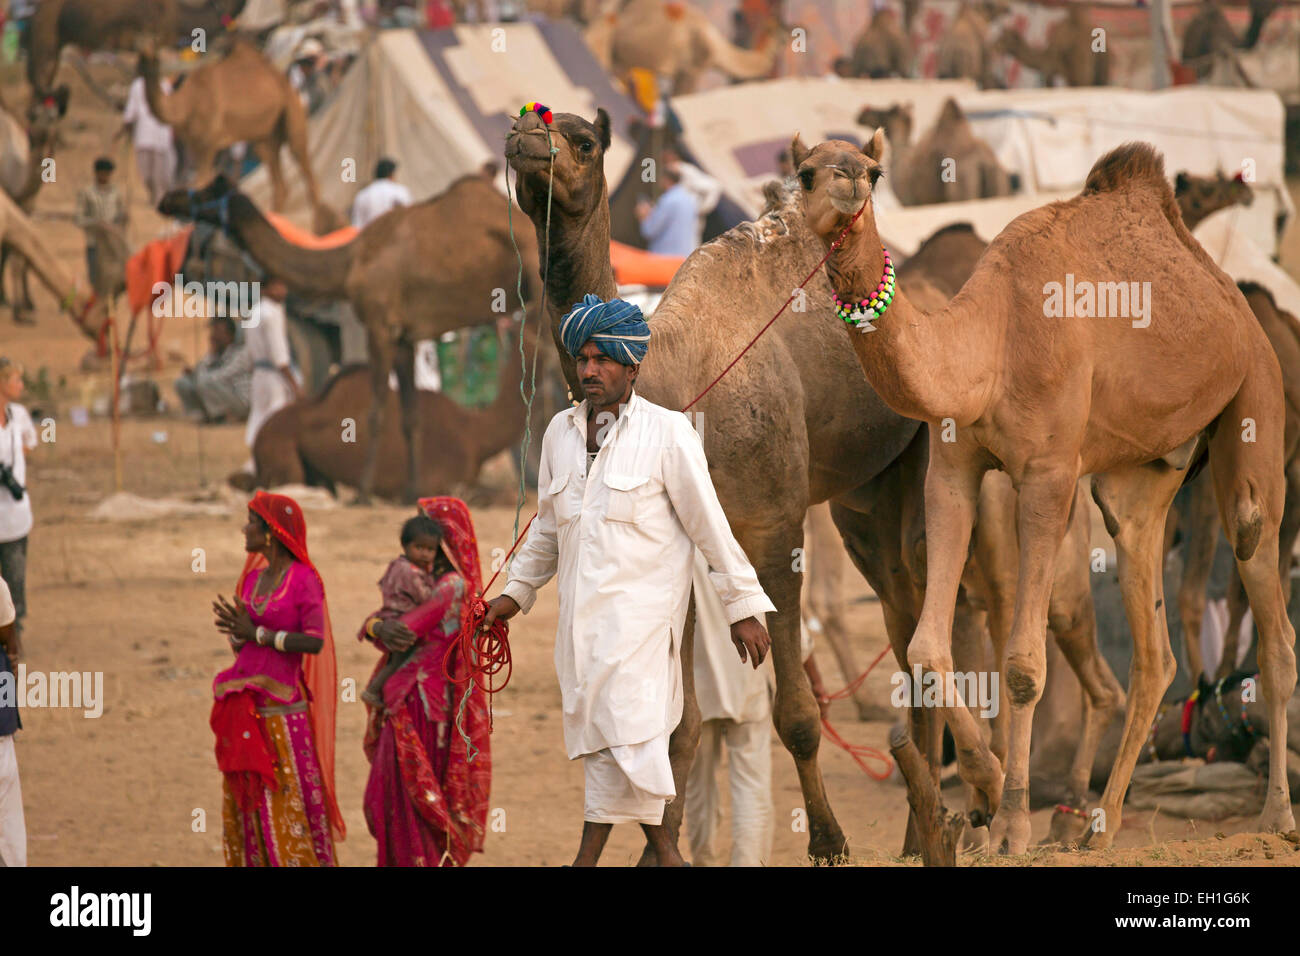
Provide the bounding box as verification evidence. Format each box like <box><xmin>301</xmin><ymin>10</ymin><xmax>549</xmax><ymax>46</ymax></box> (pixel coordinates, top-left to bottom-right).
<box><xmin>482</xmin><ymin>294</ymin><xmax>774</xmax><ymax>867</ymax></box>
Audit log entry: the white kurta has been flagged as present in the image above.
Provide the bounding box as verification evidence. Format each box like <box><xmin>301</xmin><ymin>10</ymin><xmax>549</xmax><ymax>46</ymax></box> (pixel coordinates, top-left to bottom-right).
<box><xmin>243</xmin><ymin>297</ymin><xmax>295</xmax><ymax>447</ymax></box>
<box><xmin>503</xmin><ymin>391</ymin><xmax>776</xmax><ymax>766</ymax></box>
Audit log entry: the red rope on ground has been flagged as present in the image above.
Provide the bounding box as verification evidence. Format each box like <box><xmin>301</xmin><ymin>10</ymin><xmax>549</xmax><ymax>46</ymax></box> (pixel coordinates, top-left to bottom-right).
<box><xmin>464</xmin><ymin>199</ymin><xmax>870</xmax><ymax>708</ymax></box>
<box><xmin>819</xmin><ymin>644</ymin><xmax>894</xmax><ymax>780</ymax></box>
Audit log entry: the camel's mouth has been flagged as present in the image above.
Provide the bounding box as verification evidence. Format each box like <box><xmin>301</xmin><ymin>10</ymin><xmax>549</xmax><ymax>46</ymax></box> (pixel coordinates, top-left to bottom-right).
<box><xmin>829</xmin><ymin>194</ymin><xmax>866</xmax><ymax>215</ymax></box>
<box><xmin>505</xmin><ymin>131</ymin><xmax>557</xmax><ymax>170</ymax></box>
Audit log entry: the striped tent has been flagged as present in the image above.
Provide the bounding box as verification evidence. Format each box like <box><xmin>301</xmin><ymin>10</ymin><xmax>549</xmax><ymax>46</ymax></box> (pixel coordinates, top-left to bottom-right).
<box><xmin>244</xmin><ymin>21</ymin><xmax>640</xmax><ymax>226</ymax></box>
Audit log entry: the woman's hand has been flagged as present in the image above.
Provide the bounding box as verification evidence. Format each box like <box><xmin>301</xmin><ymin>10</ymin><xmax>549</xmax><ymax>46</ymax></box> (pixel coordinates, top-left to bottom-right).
<box><xmin>373</xmin><ymin>619</ymin><xmax>417</xmax><ymax>652</ymax></box>
<box><xmin>213</xmin><ymin>595</ymin><xmax>256</xmax><ymax>646</ymax></box>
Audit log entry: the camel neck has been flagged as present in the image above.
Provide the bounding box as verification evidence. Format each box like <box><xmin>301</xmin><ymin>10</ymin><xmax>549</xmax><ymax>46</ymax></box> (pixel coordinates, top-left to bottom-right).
<box><xmin>226</xmin><ymin>200</ymin><xmax>353</xmax><ymax>298</ymax></box>
<box><xmin>825</xmin><ymin>207</ymin><xmax>994</xmax><ymax>425</ymax></box>
<box><xmin>139</xmin><ymin>56</ymin><xmax>178</xmax><ymax>127</ymax></box>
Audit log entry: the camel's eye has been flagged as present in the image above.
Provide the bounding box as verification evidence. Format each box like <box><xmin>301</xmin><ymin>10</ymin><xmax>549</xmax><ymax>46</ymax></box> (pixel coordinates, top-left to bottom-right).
<box><xmin>798</xmin><ymin>169</ymin><xmax>815</xmax><ymax>191</ymax></box>
<box><xmin>579</xmin><ymin>140</ymin><xmax>594</xmax><ymax>154</ymax></box>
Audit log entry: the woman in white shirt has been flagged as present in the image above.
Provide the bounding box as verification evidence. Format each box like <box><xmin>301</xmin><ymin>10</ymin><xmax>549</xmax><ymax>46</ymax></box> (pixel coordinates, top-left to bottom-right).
<box><xmin>0</xmin><ymin>359</ymin><xmax>36</xmax><ymax>642</ymax></box>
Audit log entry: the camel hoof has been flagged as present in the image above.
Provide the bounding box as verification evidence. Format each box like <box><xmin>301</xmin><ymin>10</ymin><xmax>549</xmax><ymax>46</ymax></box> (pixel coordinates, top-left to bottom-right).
<box><xmin>968</xmin><ymin>808</ymin><xmax>989</xmax><ymax>829</ymax></box>
<box><xmin>807</xmin><ymin>827</ymin><xmax>850</xmax><ymax>865</ymax></box>
<box><xmin>1258</xmin><ymin>797</ymin><xmax>1296</xmax><ymax>835</ymax></box>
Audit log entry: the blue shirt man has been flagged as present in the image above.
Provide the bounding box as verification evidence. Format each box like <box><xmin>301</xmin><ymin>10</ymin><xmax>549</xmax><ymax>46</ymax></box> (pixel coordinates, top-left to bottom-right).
<box><xmin>637</xmin><ymin>171</ymin><xmax>700</xmax><ymax>257</ymax></box>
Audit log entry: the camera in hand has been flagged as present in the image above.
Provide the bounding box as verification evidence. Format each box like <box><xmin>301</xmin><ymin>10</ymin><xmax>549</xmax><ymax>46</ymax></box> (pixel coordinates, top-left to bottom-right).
<box><xmin>0</xmin><ymin>461</ymin><xmax>23</xmax><ymax>501</ymax></box>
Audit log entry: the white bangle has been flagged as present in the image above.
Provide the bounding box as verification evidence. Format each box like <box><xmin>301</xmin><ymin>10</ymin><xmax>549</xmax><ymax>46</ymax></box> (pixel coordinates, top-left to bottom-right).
<box><xmin>274</xmin><ymin>630</ymin><xmax>288</xmax><ymax>651</ymax></box>
<box><xmin>255</xmin><ymin>626</ymin><xmax>270</xmax><ymax>646</ymax></box>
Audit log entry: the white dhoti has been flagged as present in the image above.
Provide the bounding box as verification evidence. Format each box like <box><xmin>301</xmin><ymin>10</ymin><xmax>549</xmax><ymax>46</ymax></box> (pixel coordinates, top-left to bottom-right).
<box><xmin>582</xmin><ymin>729</ymin><xmax>675</xmax><ymax>825</ymax></box>
<box><xmin>245</xmin><ymin>366</ymin><xmax>295</xmax><ymax>448</ymax></box>
<box><xmin>0</xmin><ymin>735</ymin><xmax>26</xmax><ymax>867</ymax></box>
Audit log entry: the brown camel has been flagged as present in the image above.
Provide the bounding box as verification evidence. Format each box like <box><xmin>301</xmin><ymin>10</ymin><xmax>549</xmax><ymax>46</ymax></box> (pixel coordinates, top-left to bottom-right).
<box><xmin>856</xmin><ymin>99</ymin><xmax>1015</xmax><ymax>206</ymax></box>
<box><xmin>1175</xmin><ymin>168</ymin><xmax>1253</xmax><ymax>230</ymax></box>
<box><xmin>796</xmin><ymin>131</ymin><xmax>1297</xmax><ymax>853</ymax></box>
<box><xmin>139</xmin><ymin>38</ymin><xmax>329</xmax><ymax>231</ymax></box>
<box><xmin>1182</xmin><ymin>0</ymin><xmax>1279</xmax><ymax>81</ymax></box>
<box><xmin>993</xmin><ymin>4</ymin><xmax>1110</xmax><ymax>88</ymax></box>
<box><xmin>849</xmin><ymin>8</ymin><xmax>913</xmax><ymax>79</ymax></box>
<box><xmin>158</xmin><ymin>173</ymin><xmax>542</xmax><ymax>504</ymax></box>
<box><xmin>0</xmin><ymin>91</ymin><xmax>66</xmax><ymax>322</ymax></box>
<box><xmin>235</xmin><ymin>322</ymin><xmax>531</xmax><ymax>502</ymax></box>
<box><xmin>507</xmin><ymin>108</ymin><xmax>932</xmax><ymax>862</ymax></box>
<box><xmin>594</xmin><ymin>0</ymin><xmax>784</xmax><ymax>95</ymax></box>
<box><xmin>26</xmin><ymin>0</ymin><xmax>178</xmax><ymax>98</ymax></box>
<box><xmin>936</xmin><ymin>1</ymin><xmax>1007</xmax><ymax>88</ymax></box>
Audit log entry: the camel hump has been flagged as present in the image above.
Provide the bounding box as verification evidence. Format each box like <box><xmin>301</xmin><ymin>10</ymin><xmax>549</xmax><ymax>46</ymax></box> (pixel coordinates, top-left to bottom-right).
<box><xmin>936</xmin><ymin>98</ymin><xmax>966</xmax><ymax>127</ymax></box>
<box><xmin>1083</xmin><ymin>142</ymin><xmax>1168</xmax><ymax>199</ymax></box>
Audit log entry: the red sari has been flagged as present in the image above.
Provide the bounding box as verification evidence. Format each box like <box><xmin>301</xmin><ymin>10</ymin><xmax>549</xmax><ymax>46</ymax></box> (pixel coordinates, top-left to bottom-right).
<box><xmin>361</xmin><ymin>497</ymin><xmax>491</xmax><ymax>866</ymax></box>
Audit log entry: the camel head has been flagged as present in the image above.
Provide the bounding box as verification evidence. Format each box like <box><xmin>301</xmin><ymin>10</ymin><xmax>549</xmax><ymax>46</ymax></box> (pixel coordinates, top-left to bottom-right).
<box><xmin>505</xmin><ymin>107</ymin><xmax>611</xmax><ymax>218</ymax></box>
<box><xmin>158</xmin><ymin>174</ymin><xmax>240</xmax><ymax>229</ymax></box>
<box><xmin>856</xmin><ymin>103</ymin><xmax>912</xmax><ymax>144</ymax></box>
<box><xmin>790</xmin><ymin>130</ymin><xmax>885</xmax><ymax>241</ymax></box>
<box><xmin>1174</xmin><ymin>169</ymin><xmax>1254</xmax><ymax>227</ymax></box>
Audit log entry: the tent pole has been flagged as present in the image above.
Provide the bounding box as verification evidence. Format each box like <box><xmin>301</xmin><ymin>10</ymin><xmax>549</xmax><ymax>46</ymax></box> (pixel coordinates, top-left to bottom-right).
<box><xmin>1150</xmin><ymin>0</ymin><xmax>1173</xmax><ymax>90</ymax></box>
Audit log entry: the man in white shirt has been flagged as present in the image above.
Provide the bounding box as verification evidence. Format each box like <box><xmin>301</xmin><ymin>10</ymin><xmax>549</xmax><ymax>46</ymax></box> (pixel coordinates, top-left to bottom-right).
<box><xmin>242</xmin><ymin>278</ymin><xmax>299</xmax><ymax>453</ymax></box>
<box><xmin>482</xmin><ymin>294</ymin><xmax>775</xmax><ymax>867</ymax></box>
<box><xmin>350</xmin><ymin>158</ymin><xmax>413</xmax><ymax>229</ymax></box>
<box><xmin>0</xmin><ymin>358</ymin><xmax>35</xmax><ymax>648</ymax></box>
<box><xmin>0</xmin><ymin>573</ymin><xmax>23</xmax><ymax>867</ymax></box>
<box><xmin>662</xmin><ymin>146</ymin><xmax>721</xmax><ymax>248</ymax></box>
<box><xmin>118</xmin><ymin>74</ymin><xmax>175</xmax><ymax>206</ymax></box>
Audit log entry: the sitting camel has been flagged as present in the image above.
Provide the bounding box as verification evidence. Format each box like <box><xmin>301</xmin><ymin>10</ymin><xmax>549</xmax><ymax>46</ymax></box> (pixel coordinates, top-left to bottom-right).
<box><xmin>590</xmin><ymin>0</ymin><xmax>785</xmax><ymax>95</ymax></box>
<box><xmin>235</xmin><ymin>322</ymin><xmax>531</xmax><ymax>502</ymax></box>
<box><xmin>993</xmin><ymin>4</ymin><xmax>1110</xmax><ymax>88</ymax></box>
<box><xmin>936</xmin><ymin>1</ymin><xmax>1007</xmax><ymax>88</ymax></box>
<box><xmin>795</xmin><ymin>130</ymin><xmax>1296</xmax><ymax>853</ymax></box>
<box><xmin>158</xmin><ymin>173</ymin><xmax>541</xmax><ymax>504</ymax></box>
<box><xmin>848</xmin><ymin>7</ymin><xmax>913</xmax><ymax>79</ymax></box>
<box><xmin>139</xmin><ymin>38</ymin><xmax>331</xmax><ymax>232</ymax></box>
<box><xmin>856</xmin><ymin>99</ymin><xmax>1016</xmax><ymax>206</ymax></box>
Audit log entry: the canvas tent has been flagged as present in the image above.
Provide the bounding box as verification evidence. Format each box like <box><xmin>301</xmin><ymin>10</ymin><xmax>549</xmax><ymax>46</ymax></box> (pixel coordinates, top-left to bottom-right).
<box><xmin>243</xmin><ymin>21</ymin><xmax>640</xmax><ymax>225</ymax></box>
<box><xmin>669</xmin><ymin>78</ymin><xmax>1291</xmax><ymax>258</ymax></box>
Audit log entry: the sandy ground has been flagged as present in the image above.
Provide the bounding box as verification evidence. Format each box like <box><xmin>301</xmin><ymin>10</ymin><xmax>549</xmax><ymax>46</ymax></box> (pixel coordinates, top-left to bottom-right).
<box><xmin>5</xmin><ymin>58</ymin><xmax>1300</xmax><ymax>867</ymax></box>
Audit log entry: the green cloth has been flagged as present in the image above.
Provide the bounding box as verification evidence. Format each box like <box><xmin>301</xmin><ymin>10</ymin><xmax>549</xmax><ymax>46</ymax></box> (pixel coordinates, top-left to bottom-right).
<box><xmin>436</xmin><ymin>326</ymin><xmax>503</xmax><ymax>409</ymax></box>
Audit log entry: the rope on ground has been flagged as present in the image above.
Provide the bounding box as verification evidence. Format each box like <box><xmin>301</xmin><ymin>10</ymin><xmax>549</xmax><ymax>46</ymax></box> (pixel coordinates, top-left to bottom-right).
<box><xmin>820</xmin><ymin>644</ymin><xmax>894</xmax><ymax>780</ymax></box>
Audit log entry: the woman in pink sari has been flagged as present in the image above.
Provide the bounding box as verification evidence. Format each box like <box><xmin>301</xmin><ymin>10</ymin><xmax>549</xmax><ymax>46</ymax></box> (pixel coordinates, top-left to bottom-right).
<box><xmin>359</xmin><ymin>496</ymin><xmax>491</xmax><ymax>867</ymax></box>
<box><xmin>211</xmin><ymin>491</ymin><xmax>345</xmax><ymax>866</ymax></box>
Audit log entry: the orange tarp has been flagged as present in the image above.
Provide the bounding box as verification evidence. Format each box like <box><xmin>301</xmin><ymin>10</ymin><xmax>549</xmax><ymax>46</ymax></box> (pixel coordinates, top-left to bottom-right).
<box><xmin>262</xmin><ymin>211</ymin><xmax>358</xmax><ymax>249</ymax></box>
<box><xmin>610</xmin><ymin>240</ymin><xmax>684</xmax><ymax>289</ymax></box>
<box><xmin>126</xmin><ymin>225</ymin><xmax>193</xmax><ymax>315</ymax></box>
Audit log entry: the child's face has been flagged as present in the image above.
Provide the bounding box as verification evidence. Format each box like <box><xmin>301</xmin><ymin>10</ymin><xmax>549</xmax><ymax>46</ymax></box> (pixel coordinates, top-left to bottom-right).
<box><xmin>404</xmin><ymin>534</ymin><xmax>440</xmax><ymax>571</ymax></box>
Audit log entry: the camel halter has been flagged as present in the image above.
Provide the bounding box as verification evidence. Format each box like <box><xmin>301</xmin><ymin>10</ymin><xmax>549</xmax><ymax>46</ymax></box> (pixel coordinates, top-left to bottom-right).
<box><xmin>184</xmin><ymin>189</ymin><xmax>231</xmax><ymax>231</ymax></box>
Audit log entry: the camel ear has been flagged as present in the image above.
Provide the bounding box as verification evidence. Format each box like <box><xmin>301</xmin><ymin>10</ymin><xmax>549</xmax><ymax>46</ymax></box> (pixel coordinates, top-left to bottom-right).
<box><xmin>865</xmin><ymin>127</ymin><xmax>885</xmax><ymax>163</ymax></box>
<box><xmin>790</xmin><ymin>133</ymin><xmax>811</xmax><ymax>169</ymax></box>
<box><xmin>54</xmin><ymin>86</ymin><xmax>70</xmax><ymax>118</ymax></box>
<box><xmin>594</xmin><ymin>107</ymin><xmax>611</xmax><ymax>151</ymax></box>
<box><xmin>1174</xmin><ymin>171</ymin><xmax>1189</xmax><ymax>195</ymax></box>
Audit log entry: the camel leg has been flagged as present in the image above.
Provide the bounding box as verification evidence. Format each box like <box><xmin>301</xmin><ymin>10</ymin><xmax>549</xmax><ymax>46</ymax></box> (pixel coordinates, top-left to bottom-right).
<box><xmin>283</xmin><ymin>96</ymin><xmax>323</xmax><ymax>214</ymax></box>
<box><xmin>1175</xmin><ymin>471</ymin><xmax>1218</xmax><ymax>684</ymax></box>
<box><xmin>905</xmin><ymin>433</ymin><xmax>1002</xmax><ymax>823</ymax></box>
<box><xmin>392</xmin><ymin>337</ymin><xmax>419</xmax><ymax>504</ymax></box>
<box><xmin>1207</xmin><ymin>381</ymin><xmax>1297</xmax><ymax>833</ymax></box>
<box><xmin>986</xmin><ymin>462</ymin><xmax>1079</xmax><ymax>855</ymax></box>
<box><xmin>970</xmin><ymin>471</ymin><xmax>1021</xmax><ymax>769</ymax></box>
<box><xmin>253</xmin><ymin>138</ymin><xmax>289</xmax><ymax>214</ymax></box>
<box><xmin>356</xmin><ymin>324</ymin><xmax>391</xmax><ymax>505</ymax></box>
<box><xmin>1082</xmin><ymin>461</ymin><xmax>1186</xmax><ymax>850</ymax></box>
<box><xmin>1277</xmin><ymin>457</ymin><xmax>1300</xmax><ymax>603</ymax></box>
<box><xmin>753</xmin><ymin>524</ymin><xmax>848</xmax><ymax>863</ymax></box>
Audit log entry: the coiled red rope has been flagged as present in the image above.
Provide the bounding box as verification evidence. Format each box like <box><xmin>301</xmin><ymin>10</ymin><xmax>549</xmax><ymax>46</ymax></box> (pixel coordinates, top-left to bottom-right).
<box><xmin>819</xmin><ymin>644</ymin><xmax>894</xmax><ymax>780</ymax></box>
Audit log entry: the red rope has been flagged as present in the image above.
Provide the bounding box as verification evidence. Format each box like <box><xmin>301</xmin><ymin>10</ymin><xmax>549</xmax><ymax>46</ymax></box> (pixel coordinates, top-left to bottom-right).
<box><xmin>819</xmin><ymin>644</ymin><xmax>894</xmax><ymax>780</ymax></box>
<box><xmin>463</xmin><ymin>199</ymin><xmax>870</xmax><ymax>707</ymax></box>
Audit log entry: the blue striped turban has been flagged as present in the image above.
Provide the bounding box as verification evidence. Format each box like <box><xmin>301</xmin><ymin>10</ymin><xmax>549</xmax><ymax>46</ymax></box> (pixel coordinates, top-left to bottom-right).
<box><xmin>560</xmin><ymin>294</ymin><xmax>650</xmax><ymax>365</ymax></box>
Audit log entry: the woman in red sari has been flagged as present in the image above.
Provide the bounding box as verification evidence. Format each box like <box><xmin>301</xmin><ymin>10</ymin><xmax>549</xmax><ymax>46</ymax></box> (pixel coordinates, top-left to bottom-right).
<box><xmin>359</xmin><ymin>496</ymin><xmax>491</xmax><ymax>866</ymax></box>
<box><xmin>211</xmin><ymin>491</ymin><xmax>345</xmax><ymax>866</ymax></box>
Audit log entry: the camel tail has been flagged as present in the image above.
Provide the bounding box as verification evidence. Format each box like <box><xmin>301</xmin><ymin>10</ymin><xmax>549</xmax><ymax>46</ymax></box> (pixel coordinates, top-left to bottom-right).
<box><xmin>1084</xmin><ymin>142</ymin><xmax>1224</xmax><ymax>279</ymax></box>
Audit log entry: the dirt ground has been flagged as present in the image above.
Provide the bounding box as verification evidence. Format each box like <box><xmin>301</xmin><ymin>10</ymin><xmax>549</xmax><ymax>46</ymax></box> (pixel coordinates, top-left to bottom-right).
<box><xmin>6</xmin><ymin>58</ymin><xmax>1300</xmax><ymax>866</ymax></box>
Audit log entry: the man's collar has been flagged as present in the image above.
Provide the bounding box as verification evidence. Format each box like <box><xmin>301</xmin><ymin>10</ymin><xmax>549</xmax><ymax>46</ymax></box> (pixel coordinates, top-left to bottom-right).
<box><xmin>567</xmin><ymin>388</ymin><xmax>642</xmax><ymax>427</ymax></box>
